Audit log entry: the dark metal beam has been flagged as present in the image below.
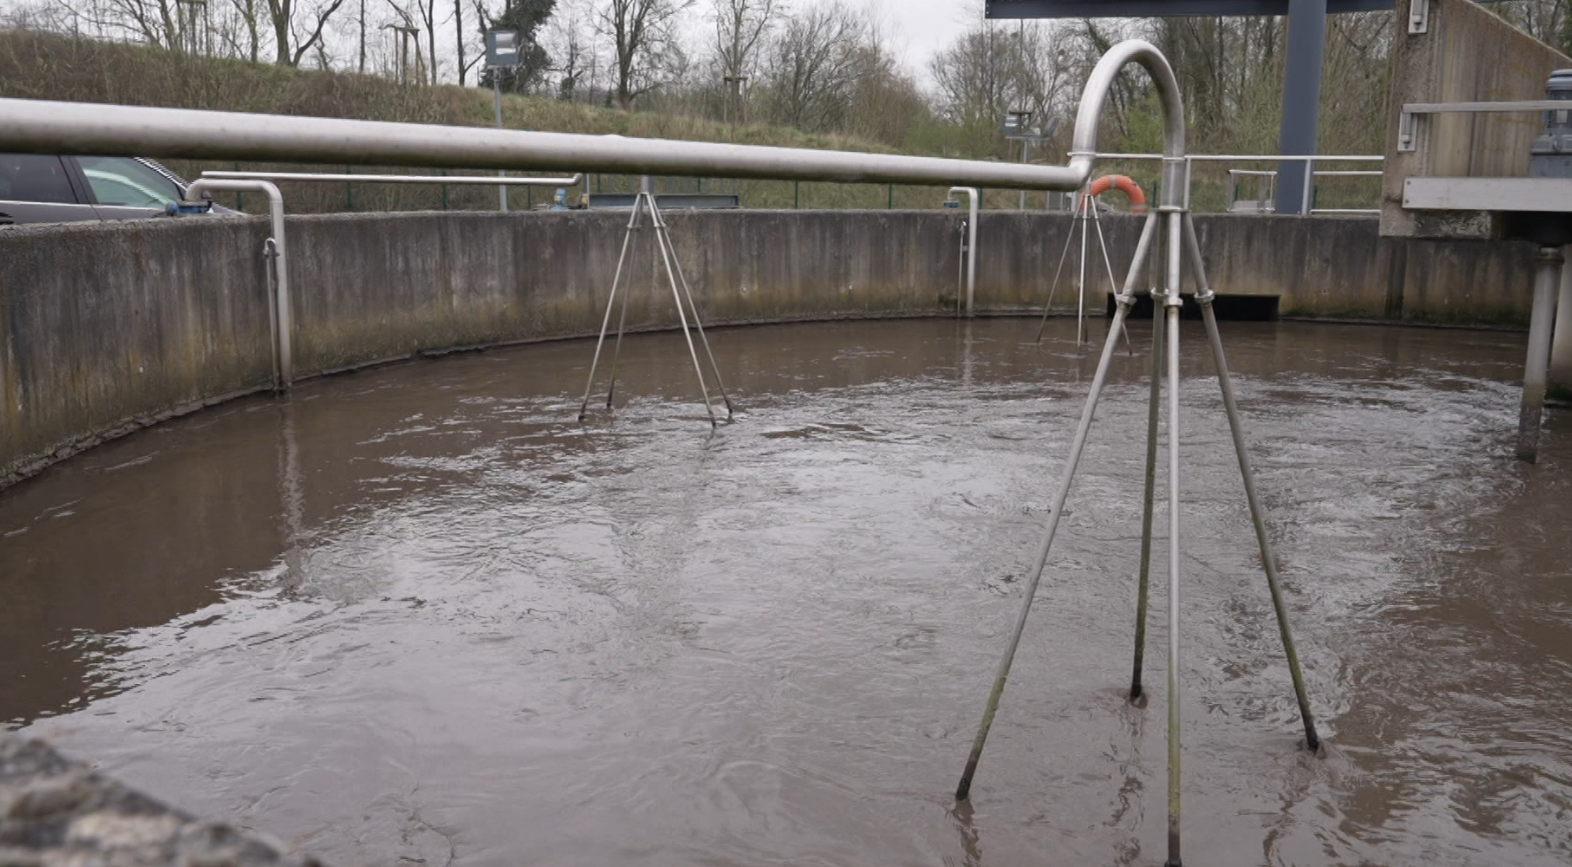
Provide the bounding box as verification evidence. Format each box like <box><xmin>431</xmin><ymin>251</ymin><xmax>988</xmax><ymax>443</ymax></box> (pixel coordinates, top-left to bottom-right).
<box><xmin>1275</xmin><ymin>0</ymin><xmax>1327</xmax><ymax>213</ymax></box>
<box><xmin>985</xmin><ymin>0</ymin><xmax>1392</xmax><ymax>16</ymax></box>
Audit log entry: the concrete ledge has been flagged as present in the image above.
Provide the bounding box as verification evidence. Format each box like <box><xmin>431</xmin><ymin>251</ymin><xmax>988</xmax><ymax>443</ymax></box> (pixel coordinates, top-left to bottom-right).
<box><xmin>0</xmin><ymin>733</ymin><xmax>322</xmax><ymax>866</ymax></box>
<box><xmin>0</xmin><ymin>210</ymin><xmax>1538</xmax><ymax>490</ymax></box>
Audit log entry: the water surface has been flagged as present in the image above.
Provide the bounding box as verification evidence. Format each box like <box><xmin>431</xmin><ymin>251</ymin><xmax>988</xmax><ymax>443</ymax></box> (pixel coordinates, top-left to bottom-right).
<box><xmin>2</xmin><ymin>318</ymin><xmax>1568</xmax><ymax>866</ymax></box>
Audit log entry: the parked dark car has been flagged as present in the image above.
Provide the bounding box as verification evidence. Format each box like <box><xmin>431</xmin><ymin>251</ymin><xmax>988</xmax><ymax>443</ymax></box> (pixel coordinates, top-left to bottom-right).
<box><xmin>0</xmin><ymin>154</ymin><xmax>230</xmax><ymax>224</ymax></box>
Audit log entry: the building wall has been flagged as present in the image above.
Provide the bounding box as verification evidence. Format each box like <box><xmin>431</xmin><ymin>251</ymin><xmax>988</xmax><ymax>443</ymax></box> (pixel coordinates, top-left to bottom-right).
<box><xmin>1382</xmin><ymin>0</ymin><xmax>1572</xmax><ymax>238</ymax></box>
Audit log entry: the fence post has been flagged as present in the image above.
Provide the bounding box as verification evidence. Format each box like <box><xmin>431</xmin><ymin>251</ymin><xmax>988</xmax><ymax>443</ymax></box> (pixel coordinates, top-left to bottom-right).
<box><xmin>345</xmin><ymin>165</ymin><xmax>353</xmax><ymax>211</ymax></box>
<box><xmin>794</xmin><ymin>181</ymin><xmax>800</xmax><ymax>209</ymax></box>
<box><xmin>887</xmin><ymin>184</ymin><xmax>894</xmax><ymax>208</ymax></box>
<box><xmin>441</xmin><ymin>168</ymin><xmax>448</xmax><ymax>210</ymax></box>
<box><xmin>234</xmin><ymin>162</ymin><xmax>243</xmax><ymax>211</ymax></box>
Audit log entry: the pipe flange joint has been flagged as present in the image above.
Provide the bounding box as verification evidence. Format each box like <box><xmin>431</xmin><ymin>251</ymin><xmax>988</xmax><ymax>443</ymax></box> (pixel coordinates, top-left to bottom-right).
<box><xmin>1160</xmin><ymin>157</ymin><xmax>1187</xmax><ymax>210</ymax></box>
<box><xmin>1114</xmin><ymin>291</ymin><xmax>1138</xmax><ymax>311</ymax></box>
<box><xmin>1194</xmin><ymin>288</ymin><xmax>1216</xmax><ymax>305</ymax></box>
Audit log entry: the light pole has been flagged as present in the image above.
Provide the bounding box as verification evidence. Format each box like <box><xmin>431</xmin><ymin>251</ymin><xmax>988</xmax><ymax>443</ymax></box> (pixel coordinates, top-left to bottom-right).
<box><xmin>485</xmin><ymin>29</ymin><xmax>521</xmax><ymax>212</ymax></box>
<box><xmin>722</xmin><ymin>74</ymin><xmax>748</xmax><ymax>127</ymax></box>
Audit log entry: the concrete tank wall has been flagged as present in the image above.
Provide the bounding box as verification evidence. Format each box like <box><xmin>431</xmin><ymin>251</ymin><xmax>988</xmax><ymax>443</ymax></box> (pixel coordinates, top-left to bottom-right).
<box><xmin>0</xmin><ymin>209</ymin><xmax>1538</xmax><ymax>487</ymax></box>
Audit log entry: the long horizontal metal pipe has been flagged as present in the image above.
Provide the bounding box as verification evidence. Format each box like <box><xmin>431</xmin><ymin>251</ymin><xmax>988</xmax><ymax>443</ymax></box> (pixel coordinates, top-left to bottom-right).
<box><xmin>204</xmin><ymin>170</ymin><xmax>583</xmax><ymax>186</ymax></box>
<box><xmin>1096</xmin><ymin>153</ymin><xmax>1383</xmax><ymax>162</ymax></box>
<box><xmin>0</xmin><ymin>98</ymin><xmax>1081</xmax><ymax>190</ymax></box>
<box><xmin>0</xmin><ymin>40</ymin><xmax>1180</xmax><ymax>192</ymax></box>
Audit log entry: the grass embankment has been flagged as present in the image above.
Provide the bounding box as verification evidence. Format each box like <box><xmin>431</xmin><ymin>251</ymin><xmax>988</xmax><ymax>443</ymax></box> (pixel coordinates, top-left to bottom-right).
<box><xmin>0</xmin><ymin>28</ymin><xmax>963</xmax><ymax>212</ymax></box>
<box><xmin>0</xmin><ymin>28</ymin><xmax>1380</xmax><ymax>212</ymax></box>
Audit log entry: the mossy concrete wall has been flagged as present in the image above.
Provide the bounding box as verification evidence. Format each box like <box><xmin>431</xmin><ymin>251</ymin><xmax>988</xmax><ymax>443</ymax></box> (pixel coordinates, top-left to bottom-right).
<box><xmin>0</xmin><ymin>209</ymin><xmax>1536</xmax><ymax>487</ymax></box>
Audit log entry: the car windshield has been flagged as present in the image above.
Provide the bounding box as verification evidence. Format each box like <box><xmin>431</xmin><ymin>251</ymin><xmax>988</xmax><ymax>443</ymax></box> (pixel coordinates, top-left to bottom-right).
<box><xmin>78</xmin><ymin>156</ymin><xmax>182</xmax><ymax>208</ymax></box>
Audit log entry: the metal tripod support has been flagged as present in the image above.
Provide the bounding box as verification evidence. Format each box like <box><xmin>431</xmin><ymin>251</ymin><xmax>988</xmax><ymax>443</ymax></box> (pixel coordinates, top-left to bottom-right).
<box><xmin>577</xmin><ymin>191</ymin><xmax>734</xmax><ymax>427</ymax></box>
<box><xmin>1036</xmin><ymin>184</ymin><xmax>1124</xmax><ymax>346</ymax></box>
<box><xmin>953</xmin><ymin>197</ymin><xmax>1320</xmax><ymax>867</ymax></box>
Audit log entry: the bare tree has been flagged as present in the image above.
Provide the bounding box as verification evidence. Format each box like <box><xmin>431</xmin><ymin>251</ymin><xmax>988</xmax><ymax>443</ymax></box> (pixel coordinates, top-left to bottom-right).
<box><xmin>759</xmin><ymin>0</ymin><xmax>866</xmax><ymax>132</ymax></box>
<box><xmin>711</xmin><ymin>0</ymin><xmax>772</xmax><ymax>82</ymax></box>
<box><xmin>930</xmin><ymin>19</ymin><xmax>1074</xmax><ymax>157</ymax></box>
<box><xmin>264</xmin><ymin>0</ymin><xmax>348</xmax><ymax>65</ymax></box>
<box><xmin>597</xmin><ymin>0</ymin><xmax>691</xmax><ymax>109</ymax></box>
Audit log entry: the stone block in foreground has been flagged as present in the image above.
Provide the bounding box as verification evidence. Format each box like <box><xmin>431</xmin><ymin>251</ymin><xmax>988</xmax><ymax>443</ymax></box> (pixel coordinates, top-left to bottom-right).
<box><xmin>0</xmin><ymin>733</ymin><xmax>322</xmax><ymax>867</ymax></box>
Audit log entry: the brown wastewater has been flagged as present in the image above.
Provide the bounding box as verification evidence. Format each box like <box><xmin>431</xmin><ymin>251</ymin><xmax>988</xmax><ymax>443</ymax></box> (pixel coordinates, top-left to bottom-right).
<box><xmin>1</xmin><ymin>317</ymin><xmax>1568</xmax><ymax>866</ymax></box>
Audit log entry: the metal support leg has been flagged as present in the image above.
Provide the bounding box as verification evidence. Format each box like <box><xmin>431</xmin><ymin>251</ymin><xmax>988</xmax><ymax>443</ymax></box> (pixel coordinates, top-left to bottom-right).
<box><xmin>1551</xmin><ymin>249</ymin><xmax>1572</xmax><ymax>396</ymax></box>
<box><xmin>1130</xmin><ymin>294</ymin><xmax>1163</xmax><ymax>701</ymax></box>
<box><xmin>1161</xmin><ymin>210</ymin><xmax>1184</xmax><ymax>867</ymax></box>
<box><xmin>1518</xmin><ymin>246</ymin><xmax>1562</xmax><ymax>462</ymax></box>
<box><xmin>1077</xmin><ymin>192</ymin><xmax>1091</xmax><ymax>345</ymax></box>
<box><xmin>578</xmin><ymin>196</ymin><xmax>645</xmax><ymax>420</ymax></box>
<box><xmin>653</xmin><ymin>199</ymin><xmax>734</xmax><ymax>419</ymax></box>
<box><xmin>1088</xmin><ymin>198</ymin><xmax>1133</xmax><ymax>353</ymax></box>
<box><xmin>1035</xmin><ymin>201</ymin><xmax>1080</xmax><ymax>343</ymax></box>
<box><xmin>955</xmin><ymin>211</ymin><xmax>1160</xmax><ymax>803</ymax></box>
<box><xmin>648</xmin><ymin>193</ymin><xmax>720</xmax><ymax>427</ymax></box>
<box><xmin>1183</xmin><ymin>213</ymin><xmax>1321</xmax><ymax>752</ymax></box>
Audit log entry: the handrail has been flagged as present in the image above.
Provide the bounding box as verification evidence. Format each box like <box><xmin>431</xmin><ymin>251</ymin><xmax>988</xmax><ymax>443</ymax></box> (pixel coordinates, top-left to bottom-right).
<box><xmin>204</xmin><ymin>170</ymin><xmax>583</xmax><ymax>186</ymax></box>
<box><xmin>1397</xmin><ymin>100</ymin><xmax>1564</xmax><ymax>152</ymax></box>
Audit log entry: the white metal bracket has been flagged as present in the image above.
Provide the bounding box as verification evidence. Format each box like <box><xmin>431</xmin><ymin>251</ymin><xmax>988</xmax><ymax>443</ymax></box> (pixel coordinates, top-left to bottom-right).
<box><xmin>1408</xmin><ymin>0</ymin><xmax>1430</xmax><ymax>34</ymax></box>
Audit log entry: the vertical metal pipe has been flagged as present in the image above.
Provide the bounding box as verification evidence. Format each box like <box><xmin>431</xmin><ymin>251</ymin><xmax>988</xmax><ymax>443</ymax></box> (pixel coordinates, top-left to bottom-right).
<box><xmin>577</xmin><ymin>196</ymin><xmax>644</xmax><ymax>420</ymax></box>
<box><xmin>1130</xmin><ymin>292</ymin><xmax>1163</xmax><ymax>701</ymax></box>
<box><xmin>1163</xmin><ymin>298</ymin><xmax>1183</xmax><ymax>867</ymax></box>
<box><xmin>1183</xmin><ymin>213</ymin><xmax>1321</xmax><ymax>751</ymax></box>
<box><xmin>1518</xmin><ymin>246</ymin><xmax>1563</xmax><ymax>462</ymax></box>
<box><xmin>493</xmin><ymin>77</ymin><xmax>508</xmax><ymax>212</ymax></box>
<box><xmin>955</xmin><ymin>212</ymin><xmax>1160</xmax><ymax>803</ymax></box>
<box><xmin>1162</xmin><ymin>207</ymin><xmax>1184</xmax><ymax>867</ymax></box>
<box><xmin>967</xmin><ymin>191</ymin><xmax>978</xmax><ymax>317</ymax></box>
<box><xmin>1548</xmin><ymin>246</ymin><xmax>1572</xmax><ymax>397</ymax></box>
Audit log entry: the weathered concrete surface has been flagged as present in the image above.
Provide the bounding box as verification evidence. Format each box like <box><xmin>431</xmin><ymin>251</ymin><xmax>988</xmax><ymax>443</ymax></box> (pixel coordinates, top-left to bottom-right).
<box><xmin>0</xmin><ymin>733</ymin><xmax>322</xmax><ymax>866</ymax></box>
<box><xmin>0</xmin><ymin>210</ymin><xmax>1540</xmax><ymax>489</ymax></box>
<box><xmin>1382</xmin><ymin>0</ymin><xmax>1572</xmax><ymax>238</ymax></box>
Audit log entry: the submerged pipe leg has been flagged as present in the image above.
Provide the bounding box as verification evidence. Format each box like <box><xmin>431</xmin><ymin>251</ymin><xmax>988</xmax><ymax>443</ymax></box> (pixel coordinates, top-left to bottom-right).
<box><xmin>954</xmin><ymin>212</ymin><xmax>1160</xmax><ymax>803</ymax></box>
<box><xmin>604</xmin><ymin>196</ymin><xmax>648</xmax><ymax>411</ymax></box>
<box><xmin>650</xmin><ymin>197</ymin><xmax>717</xmax><ymax>427</ymax></box>
<box><xmin>579</xmin><ymin>197</ymin><xmax>642</xmax><ymax>420</ymax></box>
<box><xmin>955</xmin><ymin>304</ymin><xmax>1131</xmax><ymax>802</ymax></box>
<box><xmin>1036</xmin><ymin>199</ymin><xmax>1079</xmax><ymax>343</ymax></box>
<box><xmin>1130</xmin><ymin>296</ymin><xmax>1163</xmax><ymax>701</ymax></box>
<box><xmin>1183</xmin><ymin>213</ymin><xmax>1321</xmax><ymax>752</ymax></box>
<box><xmin>1519</xmin><ymin>246</ymin><xmax>1562</xmax><ymax>463</ymax></box>
<box><xmin>1162</xmin><ymin>210</ymin><xmax>1184</xmax><ymax>867</ymax></box>
<box><xmin>659</xmin><ymin>217</ymin><xmax>734</xmax><ymax>418</ymax></box>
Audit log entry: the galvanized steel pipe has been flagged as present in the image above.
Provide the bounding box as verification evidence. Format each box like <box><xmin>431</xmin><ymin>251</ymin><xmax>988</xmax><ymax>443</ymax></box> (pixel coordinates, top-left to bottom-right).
<box><xmin>185</xmin><ymin>178</ymin><xmax>290</xmax><ymax>389</ymax></box>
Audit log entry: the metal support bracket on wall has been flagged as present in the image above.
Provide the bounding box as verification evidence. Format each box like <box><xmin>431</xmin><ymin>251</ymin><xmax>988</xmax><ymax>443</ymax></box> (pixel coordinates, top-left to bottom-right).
<box><xmin>1408</xmin><ymin>0</ymin><xmax>1430</xmax><ymax>33</ymax></box>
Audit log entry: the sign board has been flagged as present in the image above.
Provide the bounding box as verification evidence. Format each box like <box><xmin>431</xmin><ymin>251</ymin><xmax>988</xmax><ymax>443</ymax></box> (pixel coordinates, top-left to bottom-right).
<box><xmin>1002</xmin><ymin>111</ymin><xmax>1033</xmax><ymax>137</ymax></box>
<box><xmin>485</xmin><ymin>30</ymin><xmax>520</xmax><ymax>69</ymax></box>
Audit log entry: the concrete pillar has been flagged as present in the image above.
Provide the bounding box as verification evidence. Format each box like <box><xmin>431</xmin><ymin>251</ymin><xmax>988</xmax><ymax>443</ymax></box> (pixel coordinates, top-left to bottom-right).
<box><xmin>1551</xmin><ymin>249</ymin><xmax>1572</xmax><ymax>396</ymax></box>
<box><xmin>1275</xmin><ymin>0</ymin><xmax>1327</xmax><ymax>215</ymax></box>
<box><xmin>1517</xmin><ymin>246</ymin><xmax>1561</xmax><ymax>463</ymax></box>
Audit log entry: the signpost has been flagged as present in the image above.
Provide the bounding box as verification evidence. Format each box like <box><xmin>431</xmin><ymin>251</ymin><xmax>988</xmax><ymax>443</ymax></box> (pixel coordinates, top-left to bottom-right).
<box><xmin>1003</xmin><ymin>112</ymin><xmax>1060</xmax><ymax>209</ymax></box>
<box><xmin>485</xmin><ymin>29</ymin><xmax>521</xmax><ymax>212</ymax></box>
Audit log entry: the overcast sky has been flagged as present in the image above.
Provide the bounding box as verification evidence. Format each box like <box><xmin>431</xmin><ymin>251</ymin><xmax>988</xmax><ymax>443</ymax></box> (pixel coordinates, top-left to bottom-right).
<box><xmin>859</xmin><ymin>0</ymin><xmax>984</xmax><ymax>81</ymax></box>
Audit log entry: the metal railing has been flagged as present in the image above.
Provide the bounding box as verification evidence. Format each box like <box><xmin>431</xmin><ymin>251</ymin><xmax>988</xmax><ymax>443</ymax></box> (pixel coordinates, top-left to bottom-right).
<box><xmin>1091</xmin><ymin>152</ymin><xmax>1385</xmax><ymax>214</ymax></box>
